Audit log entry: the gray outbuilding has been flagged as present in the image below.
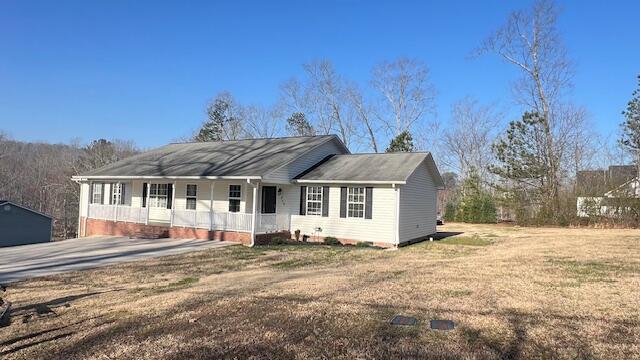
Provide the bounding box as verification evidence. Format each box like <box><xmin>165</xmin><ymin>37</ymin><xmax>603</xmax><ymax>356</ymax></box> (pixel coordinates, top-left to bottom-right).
<box><xmin>0</xmin><ymin>201</ymin><xmax>53</xmax><ymax>247</ymax></box>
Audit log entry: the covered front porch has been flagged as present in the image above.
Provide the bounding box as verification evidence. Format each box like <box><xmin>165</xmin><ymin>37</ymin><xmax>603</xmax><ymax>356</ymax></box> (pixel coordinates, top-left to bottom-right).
<box><xmin>81</xmin><ymin>179</ymin><xmax>291</xmax><ymax>242</ymax></box>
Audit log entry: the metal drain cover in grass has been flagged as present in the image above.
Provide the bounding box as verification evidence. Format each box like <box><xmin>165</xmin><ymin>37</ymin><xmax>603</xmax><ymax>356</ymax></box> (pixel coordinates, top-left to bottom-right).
<box><xmin>390</xmin><ymin>315</ymin><xmax>417</xmax><ymax>326</ymax></box>
<box><xmin>430</xmin><ymin>319</ymin><xmax>455</xmax><ymax>331</ymax></box>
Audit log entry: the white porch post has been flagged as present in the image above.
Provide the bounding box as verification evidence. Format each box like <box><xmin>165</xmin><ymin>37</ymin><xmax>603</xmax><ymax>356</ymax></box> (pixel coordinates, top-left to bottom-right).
<box><xmin>249</xmin><ymin>179</ymin><xmax>258</xmax><ymax>246</ymax></box>
<box><xmin>145</xmin><ymin>183</ymin><xmax>151</xmax><ymax>225</ymax></box>
<box><xmin>170</xmin><ymin>182</ymin><xmax>176</xmax><ymax>227</ymax></box>
<box><xmin>114</xmin><ymin>182</ymin><xmax>120</xmax><ymax>222</ymax></box>
<box><xmin>209</xmin><ymin>182</ymin><xmax>215</xmax><ymax>231</ymax></box>
<box><xmin>87</xmin><ymin>180</ymin><xmax>93</xmax><ymax>222</ymax></box>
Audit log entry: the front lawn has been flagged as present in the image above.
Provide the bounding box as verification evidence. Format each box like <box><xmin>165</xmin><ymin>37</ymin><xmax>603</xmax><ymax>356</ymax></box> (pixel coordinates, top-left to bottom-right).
<box><xmin>1</xmin><ymin>223</ymin><xmax>639</xmax><ymax>359</ymax></box>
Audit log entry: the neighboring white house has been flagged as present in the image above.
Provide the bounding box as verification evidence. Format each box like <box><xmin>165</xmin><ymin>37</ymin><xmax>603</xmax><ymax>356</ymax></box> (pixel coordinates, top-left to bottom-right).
<box><xmin>72</xmin><ymin>135</ymin><xmax>444</xmax><ymax>247</ymax></box>
<box><xmin>577</xmin><ymin>178</ymin><xmax>640</xmax><ymax>217</ymax></box>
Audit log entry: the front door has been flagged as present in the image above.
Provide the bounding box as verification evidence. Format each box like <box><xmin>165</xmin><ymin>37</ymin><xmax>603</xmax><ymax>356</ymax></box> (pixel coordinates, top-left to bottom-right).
<box><xmin>261</xmin><ymin>186</ymin><xmax>277</xmax><ymax>214</ymax></box>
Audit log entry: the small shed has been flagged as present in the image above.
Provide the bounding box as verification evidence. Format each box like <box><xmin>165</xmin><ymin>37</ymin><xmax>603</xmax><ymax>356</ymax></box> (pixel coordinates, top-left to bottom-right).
<box><xmin>0</xmin><ymin>201</ymin><xmax>53</xmax><ymax>247</ymax></box>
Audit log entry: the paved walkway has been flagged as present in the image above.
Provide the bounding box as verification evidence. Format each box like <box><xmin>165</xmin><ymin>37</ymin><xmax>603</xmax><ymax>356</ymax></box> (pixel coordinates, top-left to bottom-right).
<box><xmin>0</xmin><ymin>236</ymin><xmax>235</xmax><ymax>283</ymax></box>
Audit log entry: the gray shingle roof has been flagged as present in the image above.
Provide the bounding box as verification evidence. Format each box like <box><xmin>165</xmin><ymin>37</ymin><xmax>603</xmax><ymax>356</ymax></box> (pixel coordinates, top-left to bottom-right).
<box><xmin>79</xmin><ymin>135</ymin><xmax>344</xmax><ymax>178</ymax></box>
<box><xmin>294</xmin><ymin>152</ymin><xmax>444</xmax><ymax>186</ymax></box>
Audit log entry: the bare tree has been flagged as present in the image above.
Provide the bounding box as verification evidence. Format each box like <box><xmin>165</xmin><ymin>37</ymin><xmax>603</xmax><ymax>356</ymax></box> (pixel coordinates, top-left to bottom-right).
<box><xmin>279</xmin><ymin>61</ymin><xmax>358</xmax><ymax>148</ymax></box>
<box><xmin>302</xmin><ymin>60</ymin><xmax>357</xmax><ymax>147</ymax></box>
<box><xmin>442</xmin><ymin>97</ymin><xmax>501</xmax><ymax>181</ymax></box>
<box><xmin>477</xmin><ymin>0</ymin><xmax>575</xmax><ymax>215</ymax></box>
<box><xmin>243</xmin><ymin>104</ymin><xmax>283</xmax><ymax>138</ymax></box>
<box><xmin>346</xmin><ymin>85</ymin><xmax>379</xmax><ymax>152</ymax></box>
<box><xmin>370</xmin><ymin>57</ymin><xmax>436</xmax><ymax>138</ymax></box>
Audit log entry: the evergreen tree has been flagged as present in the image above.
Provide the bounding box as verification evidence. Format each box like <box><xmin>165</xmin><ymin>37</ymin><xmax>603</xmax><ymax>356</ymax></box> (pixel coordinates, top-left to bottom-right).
<box><xmin>286</xmin><ymin>112</ymin><xmax>316</xmax><ymax>136</ymax></box>
<box><xmin>385</xmin><ymin>130</ymin><xmax>415</xmax><ymax>152</ymax></box>
<box><xmin>620</xmin><ymin>74</ymin><xmax>640</xmax><ymax>179</ymax></box>
<box><xmin>456</xmin><ymin>170</ymin><xmax>497</xmax><ymax>223</ymax></box>
<box><xmin>490</xmin><ymin>112</ymin><xmax>552</xmax><ymax>220</ymax></box>
<box><xmin>195</xmin><ymin>96</ymin><xmax>231</xmax><ymax>142</ymax></box>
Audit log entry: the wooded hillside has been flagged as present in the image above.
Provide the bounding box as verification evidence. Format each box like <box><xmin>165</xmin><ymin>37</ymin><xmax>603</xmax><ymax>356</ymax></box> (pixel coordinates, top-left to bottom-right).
<box><xmin>0</xmin><ymin>135</ymin><xmax>137</xmax><ymax>239</ymax></box>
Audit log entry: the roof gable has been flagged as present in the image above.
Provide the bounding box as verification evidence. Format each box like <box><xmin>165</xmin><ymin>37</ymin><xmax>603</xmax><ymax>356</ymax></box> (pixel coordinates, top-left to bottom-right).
<box><xmin>294</xmin><ymin>152</ymin><xmax>444</xmax><ymax>187</ymax></box>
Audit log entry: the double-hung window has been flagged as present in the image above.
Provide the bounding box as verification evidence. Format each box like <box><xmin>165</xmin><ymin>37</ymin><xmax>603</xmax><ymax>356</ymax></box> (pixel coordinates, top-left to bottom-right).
<box><xmin>149</xmin><ymin>184</ymin><xmax>168</xmax><ymax>208</ymax></box>
<box><xmin>347</xmin><ymin>187</ymin><xmax>365</xmax><ymax>218</ymax></box>
<box><xmin>306</xmin><ymin>186</ymin><xmax>323</xmax><ymax>216</ymax></box>
<box><xmin>110</xmin><ymin>183</ymin><xmax>125</xmax><ymax>205</ymax></box>
<box><xmin>186</xmin><ymin>184</ymin><xmax>197</xmax><ymax>210</ymax></box>
<box><xmin>91</xmin><ymin>183</ymin><xmax>103</xmax><ymax>204</ymax></box>
<box><xmin>228</xmin><ymin>185</ymin><xmax>241</xmax><ymax>212</ymax></box>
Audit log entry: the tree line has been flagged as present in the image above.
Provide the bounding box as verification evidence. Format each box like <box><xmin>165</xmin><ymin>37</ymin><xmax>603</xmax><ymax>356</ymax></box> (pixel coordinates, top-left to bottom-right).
<box><xmin>0</xmin><ymin>136</ymin><xmax>138</xmax><ymax>239</ymax></box>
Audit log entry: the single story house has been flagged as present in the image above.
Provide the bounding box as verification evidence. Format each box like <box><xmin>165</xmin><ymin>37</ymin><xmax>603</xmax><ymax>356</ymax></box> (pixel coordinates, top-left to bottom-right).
<box><xmin>0</xmin><ymin>200</ymin><xmax>53</xmax><ymax>247</ymax></box>
<box><xmin>72</xmin><ymin>135</ymin><xmax>444</xmax><ymax>247</ymax></box>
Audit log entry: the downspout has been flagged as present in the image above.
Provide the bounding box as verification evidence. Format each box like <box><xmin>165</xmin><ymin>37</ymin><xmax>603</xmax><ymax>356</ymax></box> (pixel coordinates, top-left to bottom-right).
<box><xmin>393</xmin><ymin>184</ymin><xmax>401</xmax><ymax>246</ymax></box>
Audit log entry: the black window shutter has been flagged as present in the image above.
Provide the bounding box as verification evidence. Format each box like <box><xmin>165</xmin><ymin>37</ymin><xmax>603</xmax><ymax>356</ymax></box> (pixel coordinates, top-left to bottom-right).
<box><xmin>109</xmin><ymin>183</ymin><xmax>113</xmax><ymax>205</ymax></box>
<box><xmin>100</xmin><ymin>183</ymin><xmax>105</xmax><ymax>204</ymax></box>
<box><xmin>142</xmin><ymin>183</ymin><xmax>148</xmax><ymax>208</ymax></box>
<box><xmin>89</xmin><ymin>183</ymin><xmax>94</xmax><ymax>204</ymax></box>
<box><xmin>121</xmin><ymin>184</ymin><xmax>126</xmax><ymax>205</ymax></box>
<box><xmin>365</xmin><ymin>187</ymin><xmax>373</xmax><ymax>219</ymax></box>
<box><xmin>339</xmin><ymin>187</ymin><xmax>347</xmax><ymax>218</ymax></box>
<box><xmin>167</xmin><ymin>184</ymin><xmax>173</xmax><ymax>209</ymax></box>
<box><xmin>322</xmin><ymin>186</ymin><xmax>329</xmax><ymax>217</ymax></box>
<box><xmin>299</xmin><ymin>186</ymin><xmax>307</xmax><ymax>215</ymax></box>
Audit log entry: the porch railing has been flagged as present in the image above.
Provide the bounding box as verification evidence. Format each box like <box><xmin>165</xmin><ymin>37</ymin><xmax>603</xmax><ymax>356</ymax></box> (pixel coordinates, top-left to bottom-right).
<box><xmin>88</xmin><ymin>204</ymin><xmax>289</xmax><ymax>234</ymax></box>
<box><xmin>89</xmin><ymin>204</ymin><xmax>148</xmax><ymax>223</ymax></box>
<box><xmin>171</xmin><ymin>209</ymin><xmax>254</xmax><ymax>232</ymax></box>
<box><xmin>257</xmin><ymin>213</ymin><xmax>291</xmax><ymax>233</ymax></box>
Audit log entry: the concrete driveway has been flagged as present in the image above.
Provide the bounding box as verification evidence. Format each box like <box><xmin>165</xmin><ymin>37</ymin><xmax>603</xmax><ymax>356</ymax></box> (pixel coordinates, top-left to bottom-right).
<box><xmin>0</xmin><ymin>236</ymin><xmax>235</xmax><ymax>283</ymax></box>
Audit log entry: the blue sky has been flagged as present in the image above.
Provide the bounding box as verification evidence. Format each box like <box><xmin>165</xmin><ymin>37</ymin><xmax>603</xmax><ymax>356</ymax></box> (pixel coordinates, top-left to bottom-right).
<box><xmin>0</xmin><ymin>0</ymin><xmax>638</xmax><ymax>149</ymax></box>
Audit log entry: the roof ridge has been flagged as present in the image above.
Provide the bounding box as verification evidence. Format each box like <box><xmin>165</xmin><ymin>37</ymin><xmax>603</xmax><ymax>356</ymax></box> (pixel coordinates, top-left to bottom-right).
<box><xmin>168</xmin><ymin>134</ymin><xmax>336</xmax><ymax>145</ymax></box>
<box><xmin>335</xmin><ymin>152</ymin><xmax>431</xmax><ymax>156</ymax></box>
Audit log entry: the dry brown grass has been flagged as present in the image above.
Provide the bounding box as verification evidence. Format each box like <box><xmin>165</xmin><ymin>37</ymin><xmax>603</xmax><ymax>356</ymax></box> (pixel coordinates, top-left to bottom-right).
<box><xmin>1</xmin><ymin>223</ymin><xmax>639</xmax><ymax>359</ymax></box>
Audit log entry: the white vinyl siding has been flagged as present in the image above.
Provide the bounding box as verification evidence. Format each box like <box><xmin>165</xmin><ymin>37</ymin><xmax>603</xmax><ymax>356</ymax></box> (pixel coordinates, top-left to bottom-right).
<box><xmin>399</xmin><ymin>162</ymin><xmax>437</xmax><ymax>243</ymax></box>
<box><xmin>264</xmin><ymin>138</ymin><xmax>348</xmax><ymax>183</ymax></box>
<box><xmin>288</xmin><ymin>184</ymin><xmax>396</xmax><ymax>244</ymax></box>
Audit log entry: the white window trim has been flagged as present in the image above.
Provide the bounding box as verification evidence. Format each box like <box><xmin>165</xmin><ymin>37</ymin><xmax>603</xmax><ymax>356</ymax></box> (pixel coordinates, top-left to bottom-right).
<box><xmin>92</xmin><ymin>183</ymin><xmax>103</xmax><ymax>204</ymax></box>
<box><xmin>306</xmin><ymin>186</ymin><xmax>323</xmax><ymax>216</ymax></box>
<box><xmin>186</xmin><ymin>184</ymin><xmax>197</xmax><ymax>210</ymax></box>
<box><xmin>111</xmin><ymin>183</ymin><xmax>124</xmax><ymax>205</ymax></box>
<box><xmin>229</xmin><ymin>184</ymin><xmax>242</xmax><ymax>212</ymax></box>
<box><xmin>149</xmin><ymin>183</ymin><xmax>168</xmax><ymax>208</ymax></box>
<box><xmin>347</xmin><ymin>187</ymin><xmax>366</xmax><ymax>219</ymax></box>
